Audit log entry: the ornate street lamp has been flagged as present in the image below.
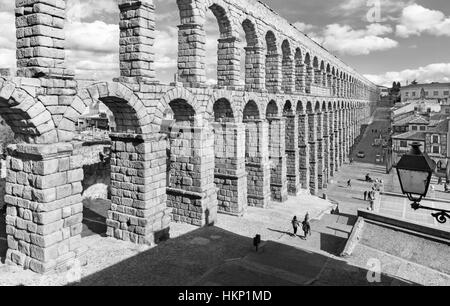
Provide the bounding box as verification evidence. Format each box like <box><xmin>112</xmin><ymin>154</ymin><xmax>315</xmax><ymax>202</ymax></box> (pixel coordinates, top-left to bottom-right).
<box><xmin>396</xmin><ymin>142</ymin><xmax>450</xmax><ymax>224</ymax></box>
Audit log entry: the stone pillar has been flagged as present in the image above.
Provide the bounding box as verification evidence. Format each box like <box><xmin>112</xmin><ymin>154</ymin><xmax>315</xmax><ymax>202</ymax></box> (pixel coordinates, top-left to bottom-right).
<box><xmin>336</xmin><ymin>78</ymin><xmax>341</xmax><ymax>97</ymax></box>
<box><xmin>5</xmin><ymin>143</ymin><xmax>85</xmax><ymax>274</ymax></box>
<box><xmin>268</xmin><ymin>117</ymin><xmax>288</xmax><ymax>202</ymax></box>
<box><xmin>217</xmin><ymin>37</ymin><xmax>241</xmax><ymax>89</ymax></box>
<box><xmin>245</xmin><ymin>46</ymin><xmax>265</xmax><ymax>91</ymax></box>
<box><xmin>334</xmin><ymin>110</ymin><xmax>341</xmax><ymax>172</ymax></box>
<box><xmin>15</xmin><ymin>0</ymin><xmax>73</xmax><ymax>79</ymax></box>
<box><xmin>265</xmin><ymin>53</ymin><xmax>282</xmax><ymax>93</ymax></box>
<box><xmin>245</xmin><ymin>120</ymin><xmax>271</xmax><ymax>208</ymax></box>
<box><xmin>295</xmin><ymin>64</ymin><xmax>306</xmax><ymax>93</ymax></box>
<box><xmin>285</xmin><ymin>114</ymin><xmax>301</xmax><ymax>195</ymax></box>
<box><xmin>108</xmin><ymin>133</ymin><xmax>170</xmax><ymax>244</ymax></box>
<box><xmin>305</xmin><ymin>66</ymin><xmax>314</xmax><ymax>94</ymax></box>
<box><xmin>282</xmin><ymin>55</ymin><xmax>295</xmax><ymax>93</ymax></box>
<box><xmin>343</xmin><ymin>109</ymin><xmax>349</xmax><ymax>161</ymax></box>
<box><xmin>308</xmin><ymin>113</ymin><xmax>318</xmax><ymax>195</ymax></box>
<box><xmin>177</xmin><ymin>23</ymin><xmax>206</xmax><ymax>87</ymax></box>
<box><xmin>316</xmin><ymin>112</ymin><xmax>324</xmax><ymax>189</ymax></box>
<box><xmin>338</xmin><ymin>109</ymin><xmax>345</xmax><ymax>166</ymax></box>
<box><xmin>298</xmin><ymin>114</ymin><xmax>310</xmax><ymax>192</ymax></box>
<box><xmin>166</xmin><ymin>127</ymin><xmax>217</xmax><ymax>226</ymax></box>
<box><xmin>322</xmin><ymin>71</ymin><xmax>327</xmax><ymax>87</ymax></box>
<box><xmin>322</xmin><ymin>112</ymin><xmax>331</xmax><ymax>187</ymax></box>
<box><xmin>329</xmin><ymin>111</ymin><xmax>336</xmax><ymax>177</ymax></box>
<box><xmin>212</xmin><ymin>123</ymin><xmax>247</xmax><ymax>216</ymax></box>
<box><xmin>119</xmin><ymin>0</ymin><xmax>156</xmax><ymax>82</ymax></box>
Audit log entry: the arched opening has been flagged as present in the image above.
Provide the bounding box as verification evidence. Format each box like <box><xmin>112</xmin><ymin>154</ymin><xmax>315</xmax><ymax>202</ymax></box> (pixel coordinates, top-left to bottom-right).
<box><xmin>213</xmin><ymin>98</ymin><xmax>234</xmax><ymax>123</ymax></box>
<box><xmin>283</xmin><ymin>100</ymin><xmax>299</xmax><ymax>194</ymax></box>
<box><xmin>205</xmin><ymin>4</ymin><xmax>237</xmax><ymax>87</ymax></box>
<box><xmin>211</xmin><ymin>98</ymin><xmax>244</xmax><ymax>214</ymax></box>
<box><xmin>281</xmin><ymin>40</ymin><xmax>293</xmax><ymax>93</ymax></box>
<box><xmin>313</xmin><ymin>57</ymin><xmax>319</xmax><ymax>85</ymax></box>
<box><xmin>294</xmin><ymin>48</ymin><xmax>304</xmax><ymax>93</ymax></box>
<box><xmin>242</xmin><ymin>19</ymin><xmax>261</xmax><ymax>91</ymax></box>
<box><xmin>243</xmin><ymin>100</ymin><xmax>269</xmax><ymax>207</ymax></box>
<box><xmin>265</xmin><ymin>31</ymin><xmax>279</xmax><ymax>93</ymax></box>
<box><xmin>304</xmin><ymin>53</ymin><xmax>312</xmax><ymax>94</ymax></box>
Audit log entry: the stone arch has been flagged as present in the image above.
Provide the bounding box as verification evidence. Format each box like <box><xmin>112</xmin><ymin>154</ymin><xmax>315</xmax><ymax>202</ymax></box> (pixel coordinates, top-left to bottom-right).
<box><xmin>328</xmin><ymin>101</ymin><xmax>333</xmax><ymax>111</ymax></box>
<box><xmin>283</xmin><ymin>100</ymin><xmax>294</xmax><ymax>116</ymax></box>
<box><xmin>205</xmin><ymin>90</ymin><xmax>236</xmax><ymax>122</ymax></box>
<box><xmin>296</xmin><ymin>100</ymin><xmax>305</xmax><ymax>114</ymax></box>
<box><xmin>304</xmin><ymin>52</ymin><xmax>311</xmax><ymax>67</ymax></box>
<box><xmin>266</xmin><ymin>100</ymin><xmax>279</xmax><ymax>118</ymax></box>
<box><xmin>242</xmin><ymin>18</ymin><xmax>262</xmax><ymax>90</ymax></box>
<box><xmin>158</xmin><ymin>87</ymin><xmax>202</xmax><ymax>127</ymax></box>
<box><xmin>306</xmin><ymin>101</ymin><xmax>313</xmax><ymax>114</ymax></box>
<box><xmin>315</xmin><ymin>101</ymin><xmax>322</xmax><ymax>113</ymax></box>
<box><xmin>205</xmin><ymin>1</ymin><xmax>235</xmax><ymax>38</ymax></box>
<box><xmin>243</xmin><ymin>100</ymin><xmax>260</xmax><ymax>120</ymax></box>
<box><xmin>213</xmin><ymin>98</ymin><xmax>235</xmax><ymax>123</ymax></box>
<box><xmin>281</xmin><ymin>39</ymin><xmax>294</xmax><ymax>93</ymax></box>
<box><xmin>169</xmin><ymin>98</ymin><xmax>197</xmax><ymax>127</ymax></box>
<box><xmin>0</xmin><ymin>79</ymin><xmax>56</xmax><ymax>144</ymax></box>
<box><xmin>294</xmin><ymin>48</ymin><xmax>304</xmax><ymax>92</ymax></box>
<box><xmin>265</xmin><ymin>31</ymin><xmax>280</xmax><ymax>93</ymax></box>
<box><xmin>62</xmin><ymin>82</ymin><xmax>151</xmax><ymax>138</ymax></box>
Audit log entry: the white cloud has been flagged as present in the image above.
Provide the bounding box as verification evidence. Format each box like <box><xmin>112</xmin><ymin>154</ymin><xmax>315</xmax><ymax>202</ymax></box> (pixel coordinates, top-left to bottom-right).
<box><xmin>339</xmin><ymin>0</ymin><xmax>414</xmax><ymax>21</ymax></box>
<box><xmin>66</xmin><ymin>0</ymin><xmax>118</xmax><ymax>22</ymax></box>
<box><xmin>396</xmin><ymin>4</ymin><xmax>450</xmax><ymax>38</ymax></box>
<box><xmin>310</xmin><ymin>23</ymin><xmax>398</xmax><ymax>56</ymax></box>
<box><xmin>364</xmin><ymin>63</ymin><xmax>450</xmax><ymax>87</ymax></box>
<box><xmin>293</xmin><ymin>22</ymin><xmax>317</xmax><ymax>33</ymax></box>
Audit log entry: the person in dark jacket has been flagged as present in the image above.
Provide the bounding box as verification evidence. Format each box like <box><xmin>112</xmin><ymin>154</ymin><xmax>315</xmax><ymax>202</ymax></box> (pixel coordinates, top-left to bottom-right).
<box><xmin>302</xmin><ymin>213</ymin><xmax>311</xmax><ymax>240</ymax></box>
<box><xmin>291</xmin><ymin>216</ymin><xmax>299</xmax><ymax>236</ymax></box>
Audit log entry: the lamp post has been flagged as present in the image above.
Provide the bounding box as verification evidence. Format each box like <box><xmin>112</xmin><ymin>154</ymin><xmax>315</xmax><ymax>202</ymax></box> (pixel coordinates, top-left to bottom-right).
<box><xmin>396</xmin><ymin>142</ymin><xmax>450</xmax><ymax>224</ymax></box>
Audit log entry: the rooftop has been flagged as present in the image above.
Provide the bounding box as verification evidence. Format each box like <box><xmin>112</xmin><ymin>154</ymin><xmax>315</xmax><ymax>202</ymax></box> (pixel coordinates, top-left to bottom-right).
<box><xmin>402</xmin><ymin>82</ymin><xmax>450</xmax><ymax>89</ymax></box>
<box><xmin>392</xmin><ymin>131</ymin><xmax>426</xmax><ymax>141</ymax></box>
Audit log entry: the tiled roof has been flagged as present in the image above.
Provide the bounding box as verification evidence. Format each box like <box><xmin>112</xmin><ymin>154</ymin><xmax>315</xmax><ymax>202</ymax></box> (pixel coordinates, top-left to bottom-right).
<box><xmin>393</xmin><ymin>114</ymin><xmax>428</xmax><ymax>126</ymax></box>
<box><xmin>402</xmin><ymin>82</ymin><xmax>450</xmax><ymax>89</ymax></box>
<box><xmin>392</xmin><ymin>131</ymin><xmax>426</xmax><ymax>141</ymax></box>
<box><xmin>427</xmin><ymin>119</ymin><xmax>449</xmax><ymax>133</ymax></box>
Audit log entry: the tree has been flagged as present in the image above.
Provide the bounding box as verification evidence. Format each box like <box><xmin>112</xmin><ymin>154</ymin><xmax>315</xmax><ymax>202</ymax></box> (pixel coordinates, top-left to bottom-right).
<box><xmin>411</xmin><ymin>80</ymin><xmax>418</xmax><ymax>85</ymax></box>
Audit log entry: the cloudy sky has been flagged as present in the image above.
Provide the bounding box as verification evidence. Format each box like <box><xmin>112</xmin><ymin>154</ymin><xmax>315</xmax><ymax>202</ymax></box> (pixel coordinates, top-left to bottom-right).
<box><xmin>0</xmin><ymin>0</ymin><xmax>449</xmax><ymax>87</ymax></box>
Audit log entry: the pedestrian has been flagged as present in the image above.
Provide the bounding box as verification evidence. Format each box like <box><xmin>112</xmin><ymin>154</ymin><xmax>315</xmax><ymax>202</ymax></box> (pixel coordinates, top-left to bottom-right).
<box><xmin>291</xmin><ymin>216</ymin><xmax>299</xmax><ymax>236</ymax></box>
<box><xmin>364</xmin><ymin>190</ymin><xmax>368</xmax><ymax>201</ymax></box>
<box><xmin>253</xmin><ymin>234</ymin><xmax>261</xmax><ymax>252</ymax></box>
<box><xmin>445</xmin><ymin>183</ymin><xmax>449</xmax><ymax>193</ymax></box>
<box><xmin>347</xmin><ymin>179</ymin><xmax>352</xmax><ymax>188</ymax></box>
<box><xmin>302</xmin><ymin>213</ymin><xmax>311</xmax><ymax>240</ymax></box>
<box><xmin>438</xmin><ymin>177</ymin><xmax>442</xmax><ymax>185</ymax></box>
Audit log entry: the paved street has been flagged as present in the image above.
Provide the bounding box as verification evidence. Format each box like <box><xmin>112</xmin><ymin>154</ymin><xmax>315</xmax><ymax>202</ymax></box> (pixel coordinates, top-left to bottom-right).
<box><xmin>350</xmin><ymin>107</ymin><xmax>391</xmax><ymax>165</ymax></box>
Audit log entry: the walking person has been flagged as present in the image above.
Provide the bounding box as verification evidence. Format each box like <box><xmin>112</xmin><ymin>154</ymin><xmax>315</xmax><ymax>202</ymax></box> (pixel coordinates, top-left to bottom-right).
<box><xmin>302</xmin><ymin>213</ymin><xmax>311</xmax><ymax>240</ymax></box>
<box><xmin>364</xmin><ymin>190</ymin><xmax>368</xmax><ymax>201</ymax></box>
<box><xmin>291</xmin><ymin>216</ymin><xmax>299</xmax><ymax>237</ymax></box>
<box><xmin>347</xmin><ymin>179</ymin><xmax>352</xmax><ymax>188</ymax></box>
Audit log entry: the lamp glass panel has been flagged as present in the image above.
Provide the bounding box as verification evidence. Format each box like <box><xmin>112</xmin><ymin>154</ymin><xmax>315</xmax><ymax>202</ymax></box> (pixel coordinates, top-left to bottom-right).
<box><xmin>398</xmin><ymin>169</ymin><xmax>429</xmax><ymax>196</ymax></box>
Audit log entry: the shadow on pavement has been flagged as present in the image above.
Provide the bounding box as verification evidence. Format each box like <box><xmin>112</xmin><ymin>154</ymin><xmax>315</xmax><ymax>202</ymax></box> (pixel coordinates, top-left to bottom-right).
<box><xmin>70</xmin><ymin>226</ymin><xmax>418</xmax><ymax>286</ymax></box>
<box><xmin>82</xmin><ymin>198</ymin><xmax>109</xmax><ymax>238</ymax></box>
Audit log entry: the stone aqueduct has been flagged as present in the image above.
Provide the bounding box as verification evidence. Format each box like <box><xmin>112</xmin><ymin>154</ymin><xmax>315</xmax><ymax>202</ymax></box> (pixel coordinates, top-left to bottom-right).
<box><xmin>0</xmin><ymin>0</ymin><xmax>378</xmax><ymax>273</ymax></box>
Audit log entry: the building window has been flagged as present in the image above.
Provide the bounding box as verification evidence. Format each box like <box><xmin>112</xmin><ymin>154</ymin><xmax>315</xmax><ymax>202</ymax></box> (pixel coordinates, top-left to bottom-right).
<box><xmin>432</xmin><ymin>146</ymin><xmax>440</xmax><ymax>154</ymax></box>
<box><xmin>446</xmin><ymin>109</ymin><xmax>450</xmax><ymax>114</ymax></box>
<box><xmin>434</xmin><ymin>91</ymin><xmax>439</xmax><ymax>96</ymax></box>
<box><xmin>412</xmin><ymin>92</ymin><xmax>416</xmax><ymax>97</ymax></box>
<box><xmin>444</xmin><ymin>91</ymin><xmax>449</xmax><ymax>96</ymax></box>
<box><xmin>432</xmin><ymin>135</ymin><xmax>440</xmax><ymax>144</ymax></box>
<box><xmin>405</xmin><ymin>92</ymin><xmax>409</xmax><ymax>97</ymax></box>
<box><xmin>411</xmin><ymin>125</ymin><xmax>418</xmax><ymax>131</ymax></box>
<box><xmin>400</xmin><ymin>140</ymin><xmax>407</xmax><ymax>148</ymax></box>
<box><xmin>425</xmin><ymin>91</ymin><xmax>429</xmax><ymax>96</ymax></box>
<box><xmin>420</xmin><ymin>126</ymin><xmax>426</xmax><ymax>131</ymax></box>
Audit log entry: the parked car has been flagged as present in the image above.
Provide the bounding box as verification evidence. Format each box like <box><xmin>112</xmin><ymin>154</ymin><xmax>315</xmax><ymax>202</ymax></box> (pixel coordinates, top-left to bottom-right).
<box><xmin>357</xmin><ymin>151</ymin><xmax>366</xmax><ymax>158</ymax></box>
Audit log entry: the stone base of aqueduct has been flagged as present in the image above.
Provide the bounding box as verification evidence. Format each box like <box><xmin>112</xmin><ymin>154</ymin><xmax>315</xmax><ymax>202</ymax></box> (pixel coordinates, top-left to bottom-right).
<box><xmin>0</xmin><ymin>0</ymin><xmax>378</xmax><ymax>273</ymax></box>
